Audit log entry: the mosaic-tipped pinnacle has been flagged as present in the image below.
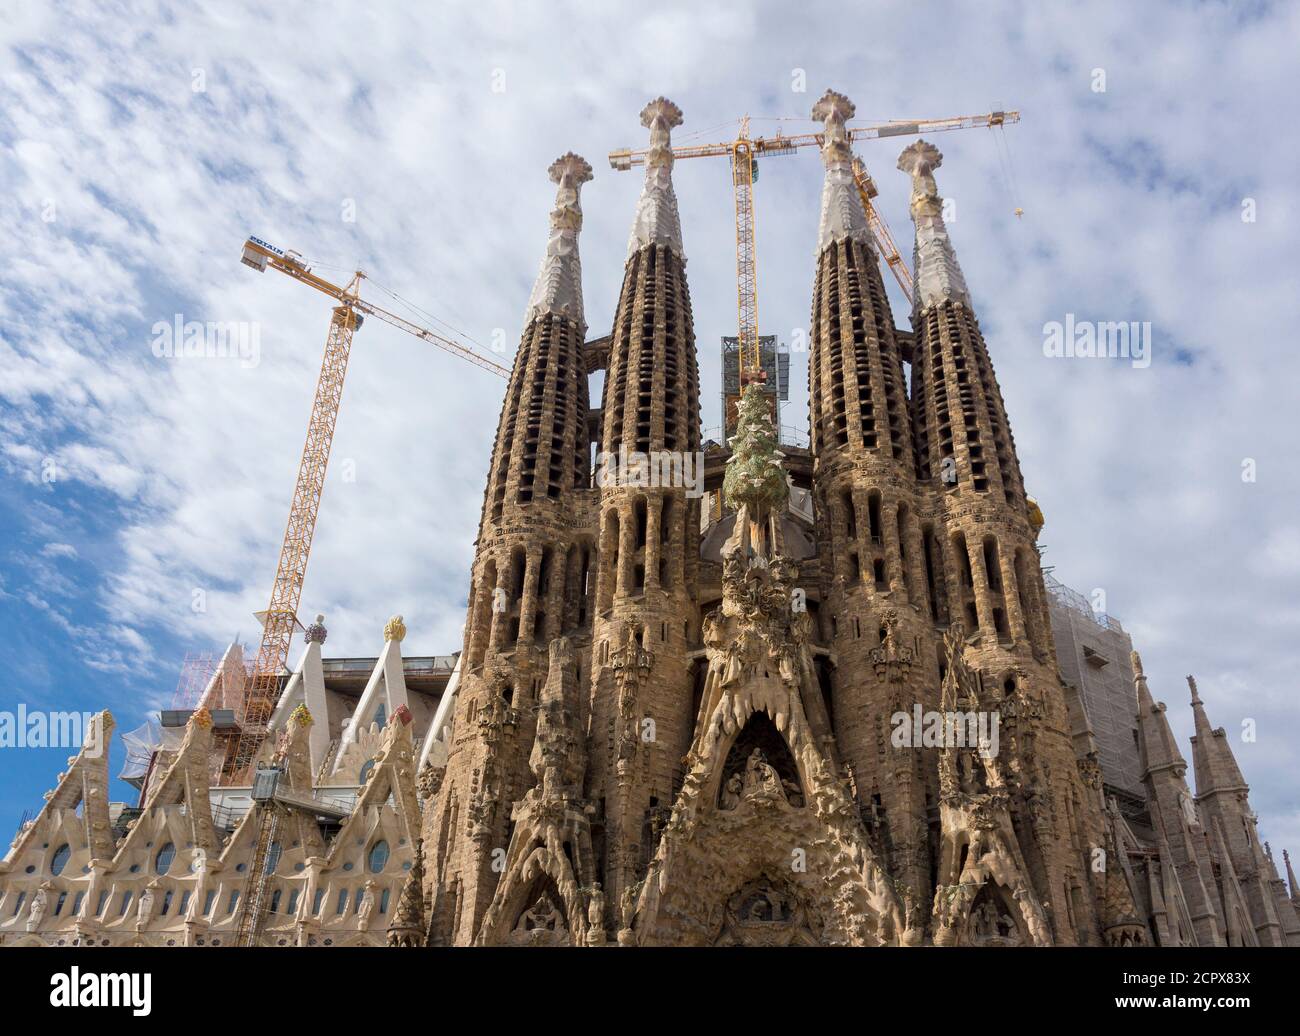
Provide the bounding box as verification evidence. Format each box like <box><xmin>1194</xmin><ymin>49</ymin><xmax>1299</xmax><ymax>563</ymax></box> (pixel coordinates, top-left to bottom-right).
<box><xmin>811</xmin><ymin>88</ymin><xmax>855</xmax><ymax>125</ymax></box>
<box><xmin>640</xmin><ymin>96</ymin><xmax>683</xmax><ymax>130</ymax></box>
<box><xmin>548</xmin><ymin>152</ymin><xmax>593</xmax><ymax>187</ymax></box>
<box><xmin>898</xmin><ymin>138</ymin><xmax>943</xmax><ymax>177</ymax></box>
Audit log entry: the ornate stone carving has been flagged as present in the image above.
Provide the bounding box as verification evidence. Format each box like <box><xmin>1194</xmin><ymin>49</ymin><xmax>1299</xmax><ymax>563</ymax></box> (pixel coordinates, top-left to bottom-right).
<box><xmin>304</xmin><ymin>614</ymin><xmax>328</xmax><ymax>644</ymax></box>
<box><xmin>626</xmin><ymin>97</ymin><xmax>684</xmax><ymax>258</ymax></box>
<box><xmin>869</xmin><ymin>610</ymin><xmax>916</xmax><ymax>683</ymax></box>
<box><xmin>812</xmin><ymin>89</ymin><xmax>873</xmax><ymax>252</ymax></box>
<box><xmin>384</xmin><ymin>614</ymin><xmax>407</xmax><ymax>643</ymax></box>
<box><xmin>898</xmin><ymin>139</ymin><xmax>971</xmax><ymax>310</ymax></box>
<box><xmin>525</xmin><ymin>152</ymin><xmax>593</xmax><ymax>327</ymax></box>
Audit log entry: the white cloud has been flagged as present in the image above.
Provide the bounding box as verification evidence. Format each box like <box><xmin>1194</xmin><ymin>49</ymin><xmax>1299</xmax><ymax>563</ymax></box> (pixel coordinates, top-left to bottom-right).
<box><xmin>39</xmin><ymin>542</ymin><xmax>78</xmax><ymax>559</ymax></box>
<box><xmin>0</xmin><ymin>0</ymin><xmax>1296</xmax><ymax>849</ymax></box>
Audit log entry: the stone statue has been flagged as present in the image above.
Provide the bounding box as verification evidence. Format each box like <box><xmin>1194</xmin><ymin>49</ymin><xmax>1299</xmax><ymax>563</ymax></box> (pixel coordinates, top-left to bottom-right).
<box><xmin>26</xmin><ymin>882</ymin><xmax>50</xmax><ymax>933</ymax></box>
<box><xmin>720</xmin><ymin>773</ymin><xmax>743</xmax><ymax>810</ymax></box>
<box><xmin>742</xmin><ymin>748</ymin><xmax>782</xmax><ymax>798</ymax></box>
<box><xmin>136</xmin><ymin>880</ymin><xmax>157</xmax><ymax>930</ymax></box>
<box><xmin>517</xmin><ymin>893</ymin><xmax>564</xmax><ymax>933</ymax></box>
<box><xmin>357</xmin><ymin>880</ymin><xmax>378</xmax><ymax>929</ymax></box>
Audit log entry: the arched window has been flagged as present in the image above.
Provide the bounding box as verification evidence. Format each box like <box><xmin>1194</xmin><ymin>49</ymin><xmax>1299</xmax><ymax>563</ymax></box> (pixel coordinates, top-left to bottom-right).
<box><xmin>155</xmin><ymin>842</ymin><xmax>176</xmax><ymax>875</ymax></box>
<box><xmin>368</xmin><ymin>840</ymin><xmax>390</xmax><ymax>874</ymax></box>
<box><xmin>265</xmin><ymin>842</ymin><xmax>282</xmax><ymax>874</ymax></box>
<box><xmin>358</xmin><ymin>759</ymin><xmax>375</xmax><ymax>786</ymax></box>
<box><xmin>50</xmin><ymin>843</ymin><xmax>71</xmax><ymax>876</ymax></box>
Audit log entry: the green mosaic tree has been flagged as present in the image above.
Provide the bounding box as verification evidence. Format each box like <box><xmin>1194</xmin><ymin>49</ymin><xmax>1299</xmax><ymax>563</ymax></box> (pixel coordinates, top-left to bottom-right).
<box><xmin>723</xmin><ymin>383</ymin><xmax>789</xmax><ymax>518</ymax></box>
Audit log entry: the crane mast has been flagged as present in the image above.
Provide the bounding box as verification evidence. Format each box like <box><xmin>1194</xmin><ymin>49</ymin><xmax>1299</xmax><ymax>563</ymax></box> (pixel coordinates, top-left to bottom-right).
<box><xmin>220</xmin><ymin>239</ymin><xmax>507</xmax><ymax>784</ymax></box>
<box><xmin>731</xmin><ymin>121</ymin><xmax>762</xmax><ymax>385</ymax></box>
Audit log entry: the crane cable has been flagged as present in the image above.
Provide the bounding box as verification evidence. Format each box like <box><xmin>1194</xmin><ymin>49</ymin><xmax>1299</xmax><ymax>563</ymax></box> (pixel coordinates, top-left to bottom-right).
<box><xmin>992</xmin><ymin>122</ymin><xmax>1024</xmax><ymax>218</ymax></box>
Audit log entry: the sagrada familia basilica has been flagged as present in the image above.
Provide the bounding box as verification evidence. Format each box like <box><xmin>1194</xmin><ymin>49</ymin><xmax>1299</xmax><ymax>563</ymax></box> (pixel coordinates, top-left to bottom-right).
<box><xmin>2</xmin><ymin>91</ymin><xmax>1296</xmax><ymax>948</ymax></box>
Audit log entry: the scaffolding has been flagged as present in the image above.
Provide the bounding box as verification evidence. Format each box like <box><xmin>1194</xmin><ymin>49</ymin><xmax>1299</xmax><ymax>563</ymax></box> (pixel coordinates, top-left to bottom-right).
<box><xmin>169</xmin><ymin>652</ymin><xmax>219</xmax><ymax>711</ymax></box>
<box><xmin>721</xmin><ymin>334</ymin><xmax>788</xmax><ymax>438</ymax></box>
<box><xmin>1043</xmin><ymin>573</ymin><xmax>1124</xmax><ymax>633</ymax></box>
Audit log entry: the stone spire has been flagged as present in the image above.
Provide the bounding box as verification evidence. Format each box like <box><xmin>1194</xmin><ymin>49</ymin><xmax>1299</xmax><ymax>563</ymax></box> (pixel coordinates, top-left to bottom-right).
<box><xmin>1133</xmin><ymin>652</ymin><xmax>1190</xmax><ymax>778</ymax></box>
<box><xmin>812</xmin><ymin>89</ymin><xmax>872</xmax><ymax>252</ymax></box>
<box><xmin>1132</xmin><ymin>652</ymin><xmax>1225</xmax><ymax>945</ymax></box>
<box><xmin>588</xmin><ymin>96</ymin><xmax>701</xmax><ymax>921</ymax></box>
<box><xmin>1285</xmin><ymin>849</ymin><xmax>1300</xmax><ymax>903</ymax></box>
<box><xmin>525</xmin><ymin>152</ymin><xmax>593</xmax><ymax>329</ymax></box>
<box><xmin>897</xmin><ymin>139</ymin><xmax>971</xmax><ymax>311</ymax></box>
<box><xmin>1187</xmin><ymin>675</ymin><xmax>1249</xmax><ymax>796</ymax></box>
<box><xmin>626</xmin><ymin>97</ymin><xmax>684</xmax><ymax>259</ymax></box>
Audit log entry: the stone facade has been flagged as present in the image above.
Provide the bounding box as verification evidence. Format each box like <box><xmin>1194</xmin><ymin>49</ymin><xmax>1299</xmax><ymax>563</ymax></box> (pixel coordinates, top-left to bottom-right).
<box><xmin>2</xmin><ymin>90</ymin><xmax>1295</xmax><ymax>949</ymax></box>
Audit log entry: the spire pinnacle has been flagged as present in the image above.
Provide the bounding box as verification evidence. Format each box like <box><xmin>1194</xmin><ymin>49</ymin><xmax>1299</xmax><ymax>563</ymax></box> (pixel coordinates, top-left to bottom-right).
<box><xmin>1285</xmin><ymin>849</ymin><xmax>1300</xmax><ymax>898</ymax></box>
<box><xmin>811</xmin><ymin>89</ymin><xmax>871</xmax><ymax>252</ymax></box>
<box><xmin>897</xmin><ymin>138</ymin><xmax>971</xmax><ymax>311</ymax></box>
<box><xmin>627</xmin><ymin>97</ymin><xmax>684</xmax><ymax>259</ymax></box>
<box><xmin>1187</xmin><ymin>680</ymin><xmax>1249</xmax><ymax>796</ymax></box>
<box><xmin>1132</xmin><ymin>650</ymin><xmax>1189</xmax><ymax>778</ymax></box>
<box><xmin>525</xmin><ymin>152</ymin><xmax>593</xmax><ymax>328</ymax></box>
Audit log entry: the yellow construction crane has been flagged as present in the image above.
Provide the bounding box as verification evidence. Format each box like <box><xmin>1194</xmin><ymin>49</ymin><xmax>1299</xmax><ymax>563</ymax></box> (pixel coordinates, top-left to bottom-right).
<box><xmin>609</xmin><ymin>109</ymin><xmax>1019</xmax><ymax>386</ymax></box>
<box><xmin>851</xmin><ymin>156</ymin><xmax>914</xmax><ymax>303</ymax></box>
<box><xmin>220</xmin><ymin>237</ymin><xmax>508</xmax><ymax>785</ymax></box>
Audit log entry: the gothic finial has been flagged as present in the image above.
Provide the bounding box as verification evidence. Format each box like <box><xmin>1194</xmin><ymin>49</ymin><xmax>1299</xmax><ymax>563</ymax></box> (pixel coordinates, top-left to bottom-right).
<box><xmin>1284</xmin><ymin>849</ymin><xmax>1300</xmax><ymax>896</ymax></box>
<box><xmin>811</xmin><ymin>89</ymin><xmax>856</xmax><ymax>138</ymax></box>
<box><xmin>305</xmin><ymin>614</ymin><xmax>328</xmax><ymax>644</ymax></box>
<box><xmin>385</xmin><ymin>614</ymin><xmax>407</xmax><ymax>643</ymax></box>
<box><xmin>627</xmin><ymin>98</ymin><xmax>684</xmax><ymax>257</ymax></box>
<box><xmin>1187</xmin><ymin>674</ymin><xmax>1202</xmax><ymax>705</ymax></box>
<box><xmin>897</xmin><ymin>138</ymin><xmax>970</xmax><ymax>311</ymax></box>
<box><xmin>1130</xmin><ymin>650</ymin><xmax>1144</xmax><ymax>678</ymax></box>
<box><xmin>640</xmin><ymin>97</ymin><xmax>683</xmax><ymax>145</ymax></box>
<box><xmin>811</xmin><ymin>89</ymin><xmax>870</xmax><ymax>251</ymax></box>
<box><xmin>1025</xmin><ymin>496</ymin><xmax>1045</xmax><ymax>535</ymax></box>
<box><xmin>897</xmin><ymin>139</ymin><xmax>943</xmax><ymax>184</ymax></box>
<box><xmin>549</xmin><ymin>151</ymin><xmax>593</xmax><ymax>188</ymax></box>
<box><xmin>525</xmin><ymin>153</ymin><xmax>592</xmax><ymax>327</ymax></box>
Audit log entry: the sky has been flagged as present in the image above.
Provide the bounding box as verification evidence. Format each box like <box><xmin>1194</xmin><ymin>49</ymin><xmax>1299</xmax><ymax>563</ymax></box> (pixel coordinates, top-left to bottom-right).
<box><xmin>0</xmin><ymin>1</ymin><xmax>1297</xmax><ymax>858</ymax></box>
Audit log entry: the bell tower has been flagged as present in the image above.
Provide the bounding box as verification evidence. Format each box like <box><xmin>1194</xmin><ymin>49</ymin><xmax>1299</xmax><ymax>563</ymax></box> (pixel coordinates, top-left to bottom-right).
<box><xmin>805</xmin><ymin>89</ymin><xmax>932</xmax><ymax>911</ymax></box>
<box><xmin>587</xmin><ymin>98</ymin><xmax>703</xmax><ymax>914</ymax></box>
<box><xmin>426</xmin><ymin>153</ymin><xmax>595</xmax><ymax>944</ymax></box>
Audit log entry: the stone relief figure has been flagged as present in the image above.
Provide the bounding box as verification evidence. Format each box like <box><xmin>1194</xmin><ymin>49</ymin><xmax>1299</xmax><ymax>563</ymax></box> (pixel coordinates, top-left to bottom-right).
<box><xmin>517</xmin><ymin>893</ymin><xmax>565</xmax><ymax>933</ymax></box>
<box><xmin>968</xmin><ymin>897</ymin><xmax>1022</xmax><ymax>946</ymax></box>
<box><xmin>357</xmin><ymin>880</ymin><xmax>378</xmax><ymax>929</ymax></box>
<box><xmin>719</xmin><ymin>773</ymin><xmax>743</xmax><ymax>810</ymax></box>
<box><xmin>971</xmin><ymin>899</ymin><xmax>998</xmax><ymax>938</ymax></box>
<box><xmin>743</xmin><ymin>748</ymin><xmax>783</xmax><ymax>798</ymax></box>
<box><xmin>587</xmin><ymin>884</ymin><xmax>604</xmax><ymax>929</ymax></box>
<box><xmin>714</xmin><ymin>877</ymin><xmax>818</xmax><ymax>947</ymax></box>
<box><xmin>26</xmin><ymin>882</ymin><xmax>51</xmax><ymax>932</ymax></box>
<box><xmin>136</xmin><ymin>880</ymin><xmax>157</xmax><ymax>930</ymax></box>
